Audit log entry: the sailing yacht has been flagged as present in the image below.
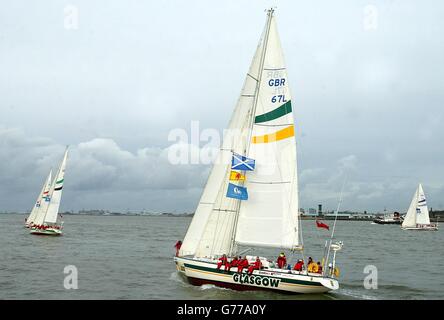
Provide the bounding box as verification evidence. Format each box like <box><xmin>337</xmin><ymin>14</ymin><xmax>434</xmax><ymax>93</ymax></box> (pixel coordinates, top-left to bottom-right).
<box><xmin>174</xmin><ymin>9</ymin><xmax>343</xmax><ymax>294</ymax></box>
<box><xmin>401</xmin><ymin>184</ymin><xmax>438</xmax><ymax>231</ymax></box>
<box><xmin>25</xmin><ymin>170</ymin><xmax>52</xmax><ymax>228</ymax></box>
<box><xmin>30</xmin><ymin>148</ymin><xmax>69</xmax><ymax>236</ymax></box>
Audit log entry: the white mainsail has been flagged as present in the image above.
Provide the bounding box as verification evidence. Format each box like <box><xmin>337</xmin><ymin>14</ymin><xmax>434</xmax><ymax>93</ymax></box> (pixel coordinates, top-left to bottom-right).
<box><xmin>402</xmin><ymin>183</ymin><xmax>430</xmax><ymax>228</ymax></box>
<box><xmin>33</xmin><ymin>148</ymin><xmax>68</xmax><ymax>225</ymax></box>
<box><xmin>180</xmin><ymin>10</ymin><xmax>299</xmax><ymax>257</ymax></box>
<box><xmin>27</xmin><ymin>170</ymin><xmax>52</xmax><ymax>225</ymax></box>
<box><xmin>180</xmin><ymin>36</ymin><xmax>263</xmax><ymax>257</ymax></box>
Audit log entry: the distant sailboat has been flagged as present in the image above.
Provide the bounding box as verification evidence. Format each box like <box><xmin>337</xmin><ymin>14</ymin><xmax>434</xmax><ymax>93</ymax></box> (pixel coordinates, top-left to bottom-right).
<box><xmin>25</xmin><ymin>170</ymin><xmax>52</xmax><ymax>228</ymax></box>
<box><xmin>30</xmin><ymin>148</ymin><xmax>69</xmax><ymax>236</ymax></box>
<box><xmin>174</xmin><ymin>9</ymin><xmax>342</xmax><ymax>294</ymax></box>
<box><xmin>401</xmin><ymin>184</ymin><xmax>438</xmax><ymax>231</ymax></box>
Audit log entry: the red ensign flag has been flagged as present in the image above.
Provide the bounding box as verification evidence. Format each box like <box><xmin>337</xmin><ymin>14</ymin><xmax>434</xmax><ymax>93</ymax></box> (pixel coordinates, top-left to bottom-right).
<box><xmin>316</xmin><ymin>220</ymin><xmax>329</xmax><ymax>230</ymax></box>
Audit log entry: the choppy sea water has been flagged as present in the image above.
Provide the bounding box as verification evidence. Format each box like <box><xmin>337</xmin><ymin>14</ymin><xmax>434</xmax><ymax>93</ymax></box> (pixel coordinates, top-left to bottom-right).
<box><xmin>1</xmin><ymin>214</ymin><xmax>443</xmax><ymax>300</ymax></box>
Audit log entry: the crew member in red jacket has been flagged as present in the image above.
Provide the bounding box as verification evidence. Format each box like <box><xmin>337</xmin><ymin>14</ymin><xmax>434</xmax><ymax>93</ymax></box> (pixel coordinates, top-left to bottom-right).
<box><xmin>237</xmin><ymin>256</ymin><xmax>249</xmax><ymax>273</ymax></box>
<box><xmin>217</xmin><ymin>254</ymin><xmax>228</xmax><ymax>270</ymax></box>
<box><xmin>247</xmin><ymin>257</ymin><xmax>262</xmax><ymax>275</ymax></box>
<box><xmin>293</xmin><ymin>259</ymin><xmax>304</xmax><ymax>272</ymax></box>
<box><xmin>174</xmin><ymin>240</ymin><xmax>182</xmax><ymax>257</ymax></box>
<box><xmin>277</xmin><ymin>252</ymin><xmax>287</xmax><ymax>269</ymax></box>
<box><xmin>229</xmin><ymin>256</ymin><xmax>240</xmax><ymax>270</ymax></box>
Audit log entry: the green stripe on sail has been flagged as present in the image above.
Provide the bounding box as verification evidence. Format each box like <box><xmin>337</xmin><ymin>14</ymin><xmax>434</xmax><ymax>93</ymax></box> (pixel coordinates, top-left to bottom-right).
<box><xmin>255</xmin><ymin>100</ymin><xmax>292</xmax><ymax>124</ymax></box>
<box><xmin>56</xmin><ymin>179</ymin><xmax>64</xmax><ymax>184</ymax></box>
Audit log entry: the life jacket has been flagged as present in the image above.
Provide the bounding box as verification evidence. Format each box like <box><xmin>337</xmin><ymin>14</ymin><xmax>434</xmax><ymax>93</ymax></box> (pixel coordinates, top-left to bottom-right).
<box><xmin>277</xmin><ymin>256</ymin><xmax>286</xmax><ymax>268</ymax></box>
<box><xmin>240</xmin><ymin>259</ymin><xmax>249</xmax><ymax>267</ymax></box>
<box><xmin>333</xmin><ymin>267</ymin><xmax>340</xmax><ymax>277</ymax></box>
<box><xmin>308</xmin><ymin>262</ymin><xmax>318</xmax><ymax>273</ymax></box>
<box><xmin>293</xmin><ymin>262</ymin><xmax>303</xmax><ymax>271</ymax></box>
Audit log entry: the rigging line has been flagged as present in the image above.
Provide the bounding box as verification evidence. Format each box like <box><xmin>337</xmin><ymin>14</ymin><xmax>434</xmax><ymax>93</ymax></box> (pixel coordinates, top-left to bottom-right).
<box><xmin>330</xmin><ymin>175</ymin><xmax>348</xmax><ymax>241</ymax></box>
<box><xmin>323</xmin><ymin>175</ymin><xmax>347</xmax><ymax>276</ymax></box>
<box><xmin>247</xmin><ymin>73</ymin><xmax>259</xmax><ymax>82</ymax></box>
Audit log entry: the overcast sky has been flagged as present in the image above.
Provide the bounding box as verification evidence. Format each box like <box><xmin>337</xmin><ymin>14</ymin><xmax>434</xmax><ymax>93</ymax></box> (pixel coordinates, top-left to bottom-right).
<box><xmin>1</xmin><ymin>0</ymin><xmax>443</xmax><ymax>213</ymax></box>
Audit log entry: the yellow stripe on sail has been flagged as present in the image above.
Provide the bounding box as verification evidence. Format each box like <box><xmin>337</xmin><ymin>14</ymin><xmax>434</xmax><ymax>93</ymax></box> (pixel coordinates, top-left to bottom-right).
<box><xmin>230</xmin><ymin>171</ymin><xmax>246</xmax><ymax>181</ymax></box>
<box><xmin>251</xmin><ymin>125</ymin><xmax>295</xmax><ymax>144</ymax></box>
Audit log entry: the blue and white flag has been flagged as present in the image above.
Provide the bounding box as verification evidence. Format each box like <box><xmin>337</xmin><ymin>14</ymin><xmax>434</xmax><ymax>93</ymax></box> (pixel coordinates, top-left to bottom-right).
<box><xmin>226</xmin><ymin>183</ymin><xmax>248</xmax><ymax>200</ymax></box>
<box><xmin>231</xmin><ymin>153</ymin><xmax>255</xmax><ymax>171</ymax></box>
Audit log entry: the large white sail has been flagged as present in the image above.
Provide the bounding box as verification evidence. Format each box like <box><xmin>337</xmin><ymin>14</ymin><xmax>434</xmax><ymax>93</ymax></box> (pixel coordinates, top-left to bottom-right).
<box><xmin>27</xmin><ymin>170</ymin><xmax>52</xmax><ymax>225</ymax></box>
<box><xmin>415</xmin><ymin>184</ymin><xmax>430</xmax><ymax>225</ymax></box>
<box><xmin>44</xmin><ymin>148</ymin><xmax>68</xmax><ymax>224</ymax></box>
<box><xmin>402</xmin><ymin>189</ymin><xmax>417</xmax><ymax>228</ymax></box>
<box><xmin>33</xmin><ymin>148</ymin><xmax>68</xmax><ymax>225</ymax></box>
<box><xmin>402</xmin><ymin>184</ymin><xmax>430</xmax><ymax>228</ymax></box>
<box><xmin>180</xmin><ymin>24</ymin><xmax>265</xmax><ymax>258</ymax></box>
<box><xmin>180</xmin><ymin>10</ymin><xmax>299</xmax><ymax>257</ymax></box>
<box><xmin>234</xmin><ymin>13</ymin><xmax>299</xmax><ymax>250</ymax></box>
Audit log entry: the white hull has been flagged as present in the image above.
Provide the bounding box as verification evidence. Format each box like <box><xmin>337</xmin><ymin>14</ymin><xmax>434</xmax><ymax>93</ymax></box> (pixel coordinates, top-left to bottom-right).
<box><xmin>401</xmin><ymin>224</ymin><xmax>438</xmax><ymax>231</ymax></box>
<box><xmin>175</xmin><ymin>256</ymin><xmax>339</xmax><ymax>294</ymax></box>
<box><xmin>30</xmin><ymin>227</ymin><xmax>63</xmax><ymax>236</ymax></box>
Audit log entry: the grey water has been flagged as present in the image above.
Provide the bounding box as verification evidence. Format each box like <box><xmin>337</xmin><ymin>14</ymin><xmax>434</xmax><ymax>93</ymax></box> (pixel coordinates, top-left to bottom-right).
<box><xmin>1</xmin><ymin>213</ymin><xmax>443</xmax><ymax>300</ymax></box>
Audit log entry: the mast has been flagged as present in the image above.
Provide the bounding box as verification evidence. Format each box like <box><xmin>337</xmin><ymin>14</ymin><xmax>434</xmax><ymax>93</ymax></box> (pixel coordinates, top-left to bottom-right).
<box><xmin>228</xmin><ymin>8</ymin><xmax>275</xmax><ymax>256</ymax></box>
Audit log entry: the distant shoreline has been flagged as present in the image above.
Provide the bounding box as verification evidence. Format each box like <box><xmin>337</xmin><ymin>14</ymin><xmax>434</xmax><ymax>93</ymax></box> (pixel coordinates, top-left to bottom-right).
<box><xmin>0</xmin><ymin>211</ymin><xmax>194</xmax><ymax>217</ymax></box>
<box><xmin>3</xmin><ymin>210</ymin><xmax>443</xmax><ymax>222</ymax></box>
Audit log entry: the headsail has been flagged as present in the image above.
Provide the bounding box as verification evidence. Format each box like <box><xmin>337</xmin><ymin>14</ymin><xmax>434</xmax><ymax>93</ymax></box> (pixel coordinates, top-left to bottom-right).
<box><xmin>415</xmin><ymin>184</ymin><xmax>430</xmax><ymax>225</ymax></box>
<box><xmin>180</xmin><ymin>9</ymin><xmax>299</xmax><ymax>257</ymax></box>
<box><xmin>27</xmin><ymin>170</ymin><xmax>52</xmax><ymax>225</ymax></box>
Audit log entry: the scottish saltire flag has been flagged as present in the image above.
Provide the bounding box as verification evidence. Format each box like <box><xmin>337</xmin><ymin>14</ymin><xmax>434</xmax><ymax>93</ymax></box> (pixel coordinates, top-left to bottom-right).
<box><xmin>231</xmin><ymin>153</ymin><xmax>255</xmax><ymax>171</ymax></box>
<box><xmin>226</xmin><ymin>183</ymin><xmax>248</xmax><ymax>200</ymax></box>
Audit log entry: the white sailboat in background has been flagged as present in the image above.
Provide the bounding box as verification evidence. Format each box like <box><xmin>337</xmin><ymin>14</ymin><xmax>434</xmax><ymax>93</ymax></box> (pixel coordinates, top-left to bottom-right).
<box><xmin>401</xmin><ymin>183</ymin><xmax>438</xmax><ymax>231</ymax></box>
<box><xmin>30</xmin><ymin>148</ymin><xmax>69</xmax><ymax>236</ymax></box>
<box><xmin>25</xmin><ymin>170</ymin><xmax>52</xmax><ymax>228</ymax></box>
<box><xmin>174</xmin><ymin>9</ymin><xmax>342</xmax><ymax>294</ymax></box>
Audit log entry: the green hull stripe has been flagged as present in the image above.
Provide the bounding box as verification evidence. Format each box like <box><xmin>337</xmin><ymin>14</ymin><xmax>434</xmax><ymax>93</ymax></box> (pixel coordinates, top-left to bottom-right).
<box><xmin>255</xmin><ymin>101</ymin><xmax>292</xmax><ymax>124</ymax></box>
<box><xmin>56</xmin><ymin>179</ymin><xmax>64</xmax><ymax>184</ymax></box>
<box><xmin>184</xmin><ymin>263</ymin><xmax>323</xmax><ymax>287</ymax></box>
